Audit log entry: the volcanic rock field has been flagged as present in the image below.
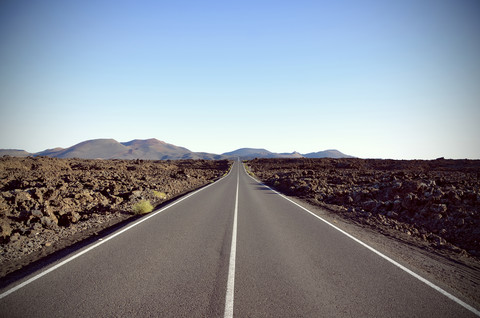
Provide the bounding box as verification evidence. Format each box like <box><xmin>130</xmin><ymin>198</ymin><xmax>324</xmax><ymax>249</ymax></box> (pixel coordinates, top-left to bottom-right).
<box><xmin>1</xmin><ymin>156</ymin><xmax>479</xmax><ymax>279</ymax></box>
<box><xmin>0</xmin><ymin>157</ymin><xmax>231</xmax><ymax>277</ymax></box>
<box><xmin>246</xmin><ymin>158</ymin><xmax>480</xmax><ymax>259</ymax></box>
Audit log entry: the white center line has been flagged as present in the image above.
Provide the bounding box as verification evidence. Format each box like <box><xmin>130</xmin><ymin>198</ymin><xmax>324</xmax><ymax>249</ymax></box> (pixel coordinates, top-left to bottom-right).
<box><xmin>224</xmin><ymin>162</ymin><xmax>239</xmax><ymax>318</ymax></box>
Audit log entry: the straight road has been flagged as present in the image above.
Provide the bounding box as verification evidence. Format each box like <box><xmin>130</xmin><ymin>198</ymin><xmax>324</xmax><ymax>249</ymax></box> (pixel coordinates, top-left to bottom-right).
<box><xmin>0</xmin><ymin>161</ymin><xmax>478</xmax><ymax>317</ymax></box>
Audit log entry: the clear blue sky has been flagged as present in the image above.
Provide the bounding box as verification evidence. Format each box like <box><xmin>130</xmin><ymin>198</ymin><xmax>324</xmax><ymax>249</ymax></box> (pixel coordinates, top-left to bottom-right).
<box><xmin>1</xmin><ymin>0</ymin><xmax>479</xmax><ymax>159</ymax></box>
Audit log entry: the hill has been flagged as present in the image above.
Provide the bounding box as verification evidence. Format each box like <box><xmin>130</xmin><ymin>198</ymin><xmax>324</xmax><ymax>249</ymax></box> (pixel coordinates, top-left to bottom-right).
<box><xmin>0</xmin><ymin>149</ymin><xmax>30</xmax><ymax>157</ymax></box>
<box><xmin>8</xmin><ymin>139</ymin><xmax>223</xmax><ymax>160</ymax></box>
<box><xmin>222</xmin><ymin>148</ymin><xmax>352</xmax><ymax>160</ymax></box>
<box><xmin>304</xmin><ymin>149</ymin><xmax>354</xmax><ymax>158</ymax></box>
<box><xmin>39</xmin><ymin>139</ymin><xmax>129</xmax><ymax>159</ymax></box>
<box><xmin>0</xmin><ymin>140</ymin><xmax>354</xmax><ymax>160</ymax></box>
<box><xmin>222</xmin><ymin>148</ymin><xmax>275</xmax><ymax>159</ymax></box>
<box><xmin>119</xmin><ymin>139</ymin><xmax>192</xmax><ymax>160</ymax></box>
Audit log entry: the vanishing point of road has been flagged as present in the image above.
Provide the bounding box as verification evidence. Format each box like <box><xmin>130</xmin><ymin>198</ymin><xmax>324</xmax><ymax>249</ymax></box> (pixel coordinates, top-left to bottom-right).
<box><xmin>0</xmin><ymin>161</ymin><xmax>478</xmax><ymax>317</ymax></box>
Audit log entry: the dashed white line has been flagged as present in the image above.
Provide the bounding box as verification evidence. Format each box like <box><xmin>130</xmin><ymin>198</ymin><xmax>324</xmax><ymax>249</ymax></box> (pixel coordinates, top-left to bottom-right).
<box><xmin>224</xmin><ymin>162</ymin><xmax>239</xmax><ymax>318</ymax></box>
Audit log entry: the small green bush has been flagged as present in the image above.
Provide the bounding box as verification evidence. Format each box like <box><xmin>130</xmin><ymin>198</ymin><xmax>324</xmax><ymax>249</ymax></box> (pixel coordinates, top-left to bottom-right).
<box><xmin>132</xmin><ymin>200</ymin><xmax>154</xmax><ymax>215</ymax></box>
<box><xmin>153</xmin><ymin>191</ymin><xmax>167</xmax><ymax>200</ymax></box>
<box><xmin>244</xmin><ymin>164</ymin><xmax>255</xmax><ymax>177</ymax></box>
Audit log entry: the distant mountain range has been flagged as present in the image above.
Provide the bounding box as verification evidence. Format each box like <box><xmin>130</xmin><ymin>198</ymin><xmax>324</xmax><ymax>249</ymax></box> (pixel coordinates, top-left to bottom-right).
<box><xmin>222</xmin><ymin>148</ymin><xmax>353</xmax><ymax>159</ymax></box>
<box><xmin>0</xmin><ymin>138</ymin><xmax>354</xmax><ymax>160</ymax></box>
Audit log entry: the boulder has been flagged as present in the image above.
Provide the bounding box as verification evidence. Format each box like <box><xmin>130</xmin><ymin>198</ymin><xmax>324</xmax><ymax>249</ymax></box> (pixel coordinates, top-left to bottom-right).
<box><xmin>0</xmin><ymin>219</ymin><xmax>12</xmax><ymax>240</ymax></box>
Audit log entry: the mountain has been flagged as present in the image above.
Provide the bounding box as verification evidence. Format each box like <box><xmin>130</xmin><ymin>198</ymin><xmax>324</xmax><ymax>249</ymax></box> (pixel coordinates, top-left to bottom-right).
<box><xmin>189</xmin><ymin>152</ymin><xmax>226</xmax><ymax>160</ymax></box>
<box><xmin>221</xmin><ymin>149</ymin><xmax>307</xmax><ymax>160</ymax></box>
<box><xmin>0</xmin><ymin>140</ymin><xmax>354</xmax><ymax>160</ymax></box>
<box><xmin>36</xmin><ymin>147</ymin><xmax>66</xmax><ymax>157</ymax></box>
<box><xmin>38</xmin><ymin>139</ymin><xmax>129</xmax><ymax>159</ymax></box>
<box><xmin>119</xmin><ymin>139</ymin><xmax>225</xmax><ymax>160</ymax></box>
<box><xmin>304</xmin><ymin>149</ymin><xmax>354</xmax><ymax>159</ymax></box>
<box><xmin>221</xmin><ymin>148</ymin><xmax>352</xmax><ymax>159</ymax></box>
<box><xmin>0</xmin><ymin>149</ymin><xmax>30</xmax><ymax>157</ymax></box>
<box><xmin>277</xmin><ymin>151</ymin><xmax>304</xmax><ymax>158</ymax></box>
<box><xmin>222</xmin><ymin>148</ymin><xmax>275</xmax><ymax>159</ymax></box>
<box><xmin>120</xmin><ymin>139</ymin><xmax>191</xmax><ymax>160</ymax></box>
<box><xmin>9</xmin><ymin>139</ymin><xmax>224</xmax><ymax>160</ymax></box>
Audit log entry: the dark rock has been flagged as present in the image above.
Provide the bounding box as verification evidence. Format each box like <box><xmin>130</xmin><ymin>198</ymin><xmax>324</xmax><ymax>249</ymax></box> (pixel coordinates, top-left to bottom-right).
<box><xmin>31</xmin><ymin>209</ymin><xmax>43</xmax><ymax>218</ymax></box>
<box><xmin>0</xmin><ymin>219</ymin><xmax>12</xmax><ymax>240</ymax></box>
<box><xmin>40</xmin><ymin>216</ymin><xmax>58</xmax><ymax>230</ymax></box>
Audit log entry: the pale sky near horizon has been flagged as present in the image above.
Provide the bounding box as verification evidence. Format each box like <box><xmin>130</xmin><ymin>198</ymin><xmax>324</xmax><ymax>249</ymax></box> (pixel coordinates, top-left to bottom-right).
<box><xmin>1</xmin><ymin>0</ymin><xmax>479</xmax><ymax>159</ymax></box>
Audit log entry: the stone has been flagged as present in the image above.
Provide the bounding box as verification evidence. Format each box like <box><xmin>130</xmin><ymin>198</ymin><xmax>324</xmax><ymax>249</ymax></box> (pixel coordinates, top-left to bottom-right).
<box><xmin>32</xmin><ymin>188</ymin><xmax>44</xmax><ymax>203</ymax></box>
<box><xmin>431</xmin><ymin>204</ymin><xmax>447</xmax><ymax>214</ymax></box>
<box><xmin>31</xmin><ymin>222</ymin><xmax>43</xmax><ymax>231</ymax></box>
<box><xmin>436</xmin><ymin>236</ymin><xmax>447</xmax><ymax>246</ymax></box>
<box><xmin>362</xmin><ymin>200</ymin><xmax>377</xmax><ymax>211</ymax></box>
<box><xmin>41</xmin><ymin>216</ymin><xmax>58</xmax><ymax>230</ymax></box>
<box><xmin>401</xmin><ymin>193</ymin><xmax>416</xmax><ymax>209</ymax></box>
<box><xmin>31</xmin><ymin>209</ymin><xmax>43</xmax><ymax>218</ymax></box>
<box><xmin>10</xmin><ymin>232</ymin><xmax>21</xmax><ymax>242</ymax></box>
<box><xmin>44</xmin><ymin>205</ymin><xmax>58</xmax><ymax>224</ymax></box>
<box><xmin>70</xmin><ymin>211</ymin><xmax>81</xmax><ymax>223</ymax></box>
<box><xmin>0</xmin><ymin>220</ymin><xmax>12</xmax><ymax>239</ymax></box>
<box><xmin>386</xmin><ymin>211</ymin><xmax>398</xmax><ymax>218</ymax></box>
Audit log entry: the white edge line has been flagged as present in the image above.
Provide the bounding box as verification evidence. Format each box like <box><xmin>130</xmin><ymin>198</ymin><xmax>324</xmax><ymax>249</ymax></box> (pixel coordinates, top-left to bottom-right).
<box><xmin>224</xmin><ymin>161</ymin><xmax>239</xmax><ymax>318</ymax></box>
<box><xmin>0</xmin><ymin>165</ymin><xmax>235</xmax><ymax>301</ymax></box>
<box><xmin>242</xmin><ymin>164</ymin><xmax>480</xmax><ymax>317</ymax></box>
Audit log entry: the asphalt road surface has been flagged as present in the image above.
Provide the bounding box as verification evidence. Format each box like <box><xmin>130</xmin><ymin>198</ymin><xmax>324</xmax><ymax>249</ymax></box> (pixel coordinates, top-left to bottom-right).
<box><xmin>0</xmin><ymin>161</ymin><xmax>478</xmax><ymax>317</ymax></box>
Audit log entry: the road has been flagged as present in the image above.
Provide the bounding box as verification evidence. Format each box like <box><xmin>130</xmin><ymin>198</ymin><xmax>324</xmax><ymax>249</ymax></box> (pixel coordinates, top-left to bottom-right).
<box><xmin>0</xmin><ymin>160</ymin><xmax>478</xmax><ymax>317</ymax></box>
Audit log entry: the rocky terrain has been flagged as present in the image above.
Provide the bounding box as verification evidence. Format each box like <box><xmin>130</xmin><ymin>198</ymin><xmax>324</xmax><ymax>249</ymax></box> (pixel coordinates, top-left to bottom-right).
<box><xmin>0</xmin><ymin>157</ymin><xmax>231</xmax><ymax>277</ymax></box>
<box><xmin>246</xmin><ymin>158</ymin><xmax>480</xmax><ymax>259</ymax></box>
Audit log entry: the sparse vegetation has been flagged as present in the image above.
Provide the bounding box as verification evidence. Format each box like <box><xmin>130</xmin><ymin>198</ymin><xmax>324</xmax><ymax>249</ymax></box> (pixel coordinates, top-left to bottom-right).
<box><xmin>243</xmin><ymin>163</ymin><xmax>256</xmax><ymax>177</ymax></box>
<box><xmin>153</xmin><ymin>190</ymin><xmax>167</xmax><ymax>200</ymax></box>
<box><xmin>222</xmin><ymin>162</ymin><xmax>234</xmax><ymax>177</ymax></box>
<box><xmin>132</xmin><ymin>200</ymin><xmax>154</xmax><ymax>215</ymax></box>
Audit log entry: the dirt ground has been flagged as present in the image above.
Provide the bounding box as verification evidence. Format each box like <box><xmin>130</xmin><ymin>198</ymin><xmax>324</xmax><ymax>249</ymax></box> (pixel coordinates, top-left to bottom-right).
<box><xmin>0</xmin><ymin>157</ymin><xmax>231</xmax><ymax>278</ymax></box>
<box><xmin>246</xmin><ymin>158</ymin><xmax>480</xmax><ymax>307</ymax></box>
